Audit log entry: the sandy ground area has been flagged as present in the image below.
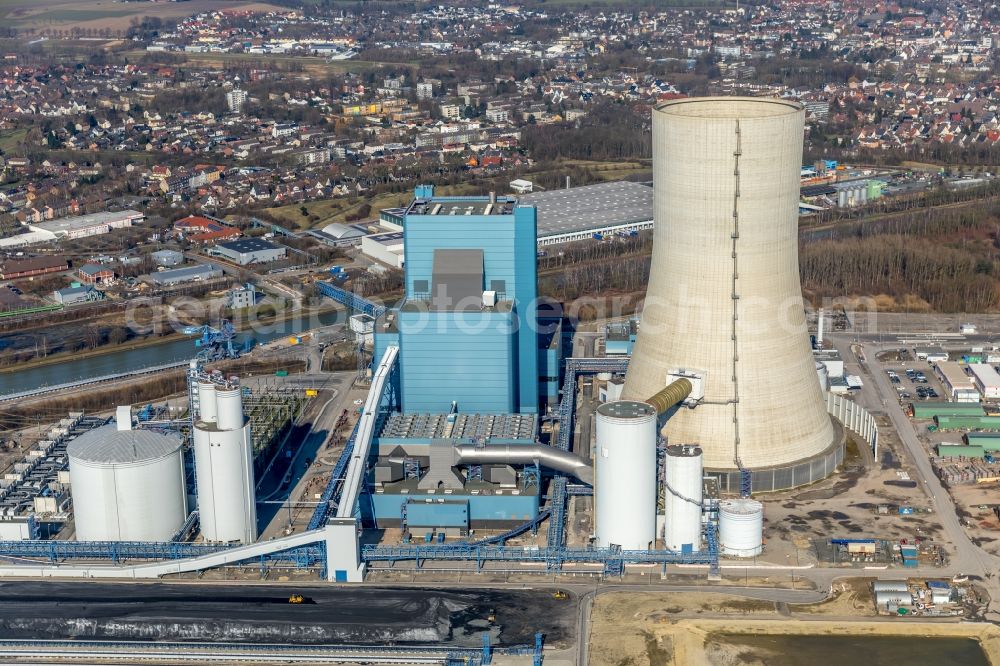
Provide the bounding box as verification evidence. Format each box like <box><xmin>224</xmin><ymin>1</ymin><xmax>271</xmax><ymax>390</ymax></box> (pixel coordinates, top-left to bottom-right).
<box><xmin>662</xmin><ymin>619</ymin><xmax>1000</xmax><ymax>666</ymax></box>
<box><xmin>588</xmin><ymin>582</ymin><xmax>998</xmax><ymax>666</ymax></box>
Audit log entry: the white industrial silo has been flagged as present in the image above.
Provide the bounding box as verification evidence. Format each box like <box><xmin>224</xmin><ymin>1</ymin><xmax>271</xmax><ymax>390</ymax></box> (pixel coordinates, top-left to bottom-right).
<box><xmin>664</xmin><ymin>445</ymin><xmax>703</xmax><ymax>552</ymax></box>
<box><xmin>198</xmin><ymin>381</ymin><xmax>218</xmax><ymax>423</ymax></box>
<box><xmin>816</xmin><ymin>361</ymin><xmax>830</xmax><ymax>392</ymax></box>
<box><xmin>594</xmin><ymin>400</ymin><xmax>657</xmax><ymax>550</ymax></box>
<box><xmin>719</xmin><ymin>498</ymin><xmax>764</xmax><ymax>557</ymax></box>
<box><xmin>68</xmin><ymin>423</ymin><xmax>187</xmax><ymax>541</ymax></box>
<box><xmin>193</xmin><ymin>381</ymin><xmax>257</xmax><ymax>544</ymax></box>
<box><xmin>623</xmin><ymin>97</ymin><xmax>838</xmax><ymax>492</ymax></box>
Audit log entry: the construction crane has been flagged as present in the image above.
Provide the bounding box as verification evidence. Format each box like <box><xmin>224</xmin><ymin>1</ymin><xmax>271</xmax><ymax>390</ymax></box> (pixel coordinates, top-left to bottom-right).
<box><xmin>181</xmin><ymin>320</ymin><xmax>242</xmax><ymax>361</ymax></box>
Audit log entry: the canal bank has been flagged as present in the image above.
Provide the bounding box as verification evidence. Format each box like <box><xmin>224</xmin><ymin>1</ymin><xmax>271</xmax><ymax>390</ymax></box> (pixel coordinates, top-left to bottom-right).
<box><xmin>0</xmin><ymin>308</ymin><xmax>346</xmax><ymax>397</ymax></box>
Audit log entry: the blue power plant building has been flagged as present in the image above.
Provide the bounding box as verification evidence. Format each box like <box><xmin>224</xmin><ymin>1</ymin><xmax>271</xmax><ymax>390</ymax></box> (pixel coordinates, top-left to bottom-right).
<box><xmin>367</xmin><ymin>186</ymin><xmax>565</xmax><ymax>534</ymax></box>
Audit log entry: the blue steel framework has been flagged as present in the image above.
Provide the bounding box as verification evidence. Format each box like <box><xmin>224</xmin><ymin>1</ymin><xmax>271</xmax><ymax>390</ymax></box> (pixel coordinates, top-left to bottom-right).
<box><xmin>0</xmin><ymin>352</ymin><xmax>722</xmax><ymax>577</ymax></box>
<box><xmin>361</xmin><ymin>543</ymin><xmax>716</xmax><ymax>577</ymax></box>
<box><xmin>0</xmin><ymin>538</ymin><xmax>325</xmax><ymax>570</ymax></box>
<box><xmin>315</xmin><ymin>281</ymin><xmax>387</xmax><ymax>319</ymax></box>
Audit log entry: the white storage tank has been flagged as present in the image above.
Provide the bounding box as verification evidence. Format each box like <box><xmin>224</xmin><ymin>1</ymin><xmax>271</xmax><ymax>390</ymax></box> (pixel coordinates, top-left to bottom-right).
<box><xmin>194</xmin><ymin>381</ymin><xmax>257</xmax><ymax>544</ymax></box>
<box><xmin>67</xmin><ymin>425</ymin><xmax>187</xmax><ymax>541</ymax></box>
<box><xmin>594</xmin><ymin>400</ymin><xmax>657</xmax><ymax>550</ymax></box>
<box><xmin>664</xmin><ymin>444</ymin><xmax>703</xmax><ymax>552</ymax></box>
<box><xmin>719</xmin><ymin>498</ymin><xmax>764</xmax><ymax>557</ymax></box>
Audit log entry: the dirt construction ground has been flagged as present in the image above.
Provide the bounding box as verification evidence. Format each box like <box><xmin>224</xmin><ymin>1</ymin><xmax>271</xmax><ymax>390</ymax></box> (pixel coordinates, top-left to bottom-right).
<box><xmin>589</xmin><ymin>584</ymin><xmax>1000</xmax><ymax>666</ymax></box>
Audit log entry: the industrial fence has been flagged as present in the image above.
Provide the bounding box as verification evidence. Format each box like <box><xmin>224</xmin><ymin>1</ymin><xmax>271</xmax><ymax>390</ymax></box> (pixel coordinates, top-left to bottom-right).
<box><xmin>826</xmin><ymin>392</ymin><xmax>879</xmax><ymax>457</ymax></box>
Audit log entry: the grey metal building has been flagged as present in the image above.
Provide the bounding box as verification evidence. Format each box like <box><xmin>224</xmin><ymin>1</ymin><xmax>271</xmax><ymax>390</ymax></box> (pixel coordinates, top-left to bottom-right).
<box><xmin>151</xmin><ymin>250</ymin><xmax>184</xmax><ymax>267</ymax></box>
<box><xmin>147</xmin><ymin>264</ymin><xmax>223</xmax><ymax>287</ymax></box>
<box><xmin>212</xmin><ymin>238</ymin><xmax>286</xmax><ymax>266</ymax></box>
<box><xmin>53</xmin><ymin>286</ymin><xmax>104</xmax><ymax>306</ymax></box>
<box><xmin>521</xmin><ymin>180</ymin><xmax>654</xmax><ymax>245</ymax></box>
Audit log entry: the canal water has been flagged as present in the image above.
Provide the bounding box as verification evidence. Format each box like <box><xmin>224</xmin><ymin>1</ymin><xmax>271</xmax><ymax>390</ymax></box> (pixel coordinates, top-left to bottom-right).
<box><xmin>708</xmin><ymin>633</ymin><xmax>989</xmax><ymax>665</ymax></box>
<box><xmin>0</xmin><ymin>310</ymin><xmax>346</xmax><ymax>396</ymax></box>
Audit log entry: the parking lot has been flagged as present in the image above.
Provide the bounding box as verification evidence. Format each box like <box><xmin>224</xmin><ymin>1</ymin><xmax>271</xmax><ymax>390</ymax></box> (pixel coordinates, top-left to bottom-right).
<box><xmin>884</xmin><ymin>360</ymin><xmax>942</xmax><ymax>404</ymax></box>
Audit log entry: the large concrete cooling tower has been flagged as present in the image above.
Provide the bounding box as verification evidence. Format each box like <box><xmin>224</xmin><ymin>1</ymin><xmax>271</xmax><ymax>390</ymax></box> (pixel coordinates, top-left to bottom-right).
<box><xmin>623</xmin><ymin>97</ymin><xmax>841</xmax><ymax>492</ymax></box>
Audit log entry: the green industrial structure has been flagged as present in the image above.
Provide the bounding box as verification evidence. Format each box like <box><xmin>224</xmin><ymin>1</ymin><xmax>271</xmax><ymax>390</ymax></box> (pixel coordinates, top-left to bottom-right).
<box><xmin>937</xmin><ymin>444</ymin><xmax>986</xmax><ymax>459</ymax></box>
<box><xmin>934</xmin><ymin>415</ymin><xmax>1000</xmax><ymax>431</ymax></box>
<box><xmin>963</xmin><ymin>433</ymin><xmax>1000</xmax><ymax>451</ymax></box>
<box><xmin>910</xmin><ymin>402</ymin><xmax>986</xmax><ymax>419</ymax></box>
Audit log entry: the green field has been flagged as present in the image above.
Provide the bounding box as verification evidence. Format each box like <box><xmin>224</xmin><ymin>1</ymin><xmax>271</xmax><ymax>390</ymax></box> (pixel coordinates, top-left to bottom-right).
<box><xmin>0</xmin><ymin>129</ymin><xmax>27</xmax><ymax>154</ymax></box>
<box><xmin>264</xmin><ymin>182</ymin><xmax>497</xmax><ymax>229</ymax></box>
<box><xmin>0</xmin><ymin>0</ymin><xmax>284</xmax><ymax>32</ymax></box>
<box><xmin>128</xmin><ymin>49</ymin><xmax>388</xmax><ymax>75</ymax></box>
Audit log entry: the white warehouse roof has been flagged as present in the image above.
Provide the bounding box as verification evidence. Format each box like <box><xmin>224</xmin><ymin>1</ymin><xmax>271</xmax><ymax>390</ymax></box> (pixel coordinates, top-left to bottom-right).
<box><xmin>321</xmin><ymin>222</ymin><xmax>366</xmax><ymax>240</ymax></box>
<box><xmin>67</xmin><ymin>426</ymin><xmax>183</xmax><ymax>466</ymax></box>
<box><xmin>970</xmin><ymin>363</ymin><xmax>1000</xmax><ymax>388</ymax></box>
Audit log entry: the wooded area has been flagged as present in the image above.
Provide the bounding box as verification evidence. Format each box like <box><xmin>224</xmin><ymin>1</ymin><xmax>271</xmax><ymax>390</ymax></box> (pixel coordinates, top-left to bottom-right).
<box><xmin>537</xmin><ymin>196</ymin><xmax>1000</xmax><ymax>313</ymax></box>
<box><xmin>522</xmin><ymin>102</ymin><xmax>652</xmax><ymax>162</ymax></box>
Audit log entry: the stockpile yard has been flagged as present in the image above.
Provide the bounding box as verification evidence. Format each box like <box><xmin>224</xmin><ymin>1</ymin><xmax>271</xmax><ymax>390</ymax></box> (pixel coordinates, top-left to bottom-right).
<box><xmin>0</xmin><ymin>582</ymin><xmax>575</xmax><ymax>648</ymax></box>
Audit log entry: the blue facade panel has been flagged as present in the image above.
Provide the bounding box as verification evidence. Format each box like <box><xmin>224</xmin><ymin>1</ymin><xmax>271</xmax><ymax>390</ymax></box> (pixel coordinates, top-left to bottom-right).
<box><xmin>405</xmin><ymin>499</ymin><xmax>469</xmax><ymax>528</ymax></box>
<box><xmin>468</xmin><ymin>492</ymin><xmax>538</xmax><ymax>524</ymax></box>
<box><xmin>399</xmin><ymin>309</ymin><xmax>515</xmax><ymax>414</ymax></box>
<box><xmin>401</xmin><ymin>191</ymin><xmax>538</xmax><ymax>413</ymax></box>
<box><xmin>370</xmin><ymin>492</ymin><xmax>538</xmax><ymax>526</ymax></box>
<box><xmin>605</xmin><ymin>339</ymin><xmax>634</xmax><ymax>356</ymax></box>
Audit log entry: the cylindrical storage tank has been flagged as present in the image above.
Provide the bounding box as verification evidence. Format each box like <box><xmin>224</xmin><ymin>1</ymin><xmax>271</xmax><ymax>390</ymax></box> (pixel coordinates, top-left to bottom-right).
<box><xmin>215</xmin><ymin>388</ymin><xmax>244</xmax><ymax>431</ymax></box>
<box><xmin>719</xmin><ymin>498</ymin><xmax>764</xmax><ymax>557</ymax></box>
<box><xmin>193</xmin><ymin>422</ymin><xmax>257</xmax><ymax>543</ymax></box>
<box><xmin>198</xmin><ymin>382</ymin><xmax>218</xmax><ymax>423</ymax></box>
<box><xmin>816</xmin><ymin>361</ymin><xmax>829</xmax><ymax>392</ymax></box>
<box><xmin>67</xmin><ymin>425</ymin><xmax>187</xmax><ymax>541</ymax></box>
<box><xmin>664</xmin><ymin>444</ymin><xmax>703</xmax><ymax>552</ymax></box>
<box><xmin>594</xmin><ymin>400</ymin><xmax>657</xmax><ymax>550</ymax></box>
<box><xmin>622</xmin><ymin>98</ymin><xmax>836</xmax><ymax>484</ymax></box>
<box><xmin>872</xmin><ymin>580</ymin><xmax>909</xmax><ymax>593</ymax></box>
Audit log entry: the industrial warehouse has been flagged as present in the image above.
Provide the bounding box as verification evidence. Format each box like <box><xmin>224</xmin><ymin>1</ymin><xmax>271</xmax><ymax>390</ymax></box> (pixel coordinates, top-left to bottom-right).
<box><xmin>0</xmin><ymin>100</ymin><xmax>892</xmax><ymax>587</ymax></box>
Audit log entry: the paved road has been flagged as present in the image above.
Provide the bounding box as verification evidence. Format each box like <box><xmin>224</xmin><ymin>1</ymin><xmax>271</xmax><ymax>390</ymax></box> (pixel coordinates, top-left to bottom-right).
<box><xmin>826</xmin><ymin>332</ymin><xmax>1000</xmax><ymax>617</ymax></box>
<box><xmin>257</xmin><ymin>374</ymin><xmax>355</xmax><ymax>537</ymax></box>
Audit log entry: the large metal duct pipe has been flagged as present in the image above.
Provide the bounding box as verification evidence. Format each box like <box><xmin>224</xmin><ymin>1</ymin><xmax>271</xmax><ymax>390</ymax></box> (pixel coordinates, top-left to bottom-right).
<box><xmin>646</xmin><ymin>378</ymin><xmax>692</xmax><ymax>416</ymax></box>
<box><xmin>453</xmin><ymin>444</ymin><xmax>593</xmax><ymax>485</ymax></box>
<box><xmin>623</xmin><ymin>97</ymin><xmax>836</xmax><ymax>482</ymax></box>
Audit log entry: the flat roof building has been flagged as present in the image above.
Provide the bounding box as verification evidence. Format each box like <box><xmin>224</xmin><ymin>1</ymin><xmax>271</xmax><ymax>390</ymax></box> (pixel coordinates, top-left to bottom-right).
<box><xmin>147</xmin><ymin>263</ymin><xmax>223</xmax><ymax>286</ymax></box>
<box><xmin>32</xmin><ymin>210</ymin><xmax>144</xmax><ymax>240</ymax></box>
<box><xmin>151</xmin><ymin>249</ymin><xmax>184</xmax><ymax>267</ymax></box>
<box><xmin>212</xmin><ymin>238</ymin><xmax>286</xmax><ymax>266</ymax></box>
<box><xmin>522</xmin><ymin>180</ymin><xmax>653</xmax><ymax>245</ymax></box>
<box><xmin>970</xmin><ymin>363</ymin><xmax>1000</xmax><ymax>400</ymax></box>
<box><xmin>361</xmin><ymin>231</ymin><xmax>405</xmax><ymax>269</ymax></box>
<box><xmin>934</xmin><ymin>361</ymin><xmax>975</xmax><ymax>400</ymax></box>
<box><xmin>605</xmin><ymin>320</ymin><xmax>637</xmax><ymax>356</ymax></box>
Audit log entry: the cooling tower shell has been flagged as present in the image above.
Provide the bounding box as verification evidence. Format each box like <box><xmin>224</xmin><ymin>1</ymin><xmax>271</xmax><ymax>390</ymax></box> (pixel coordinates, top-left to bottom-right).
<box><xmin>663</xmin><ymin>444</ymin><xmax>703</xmax><ymax>552</ymax></box>
<box><xmin>68</xmin><ymin>425</ymin><xmax>187</xmax><ymax>541</ymax></box>
<box><xmin>623</xmin><ymin>97</ymin><xmax>838</xmax><ymax>488</ymax></box>
<box><xmin>594</xmin><ymin>400</ymin><xmax>657</xmax><ymax>550</ymax></box>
